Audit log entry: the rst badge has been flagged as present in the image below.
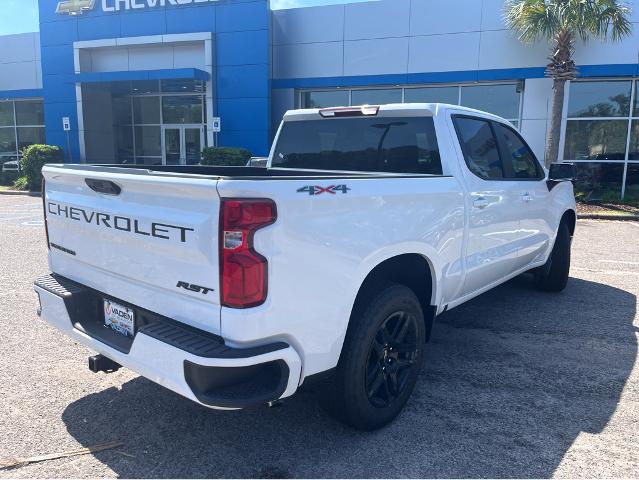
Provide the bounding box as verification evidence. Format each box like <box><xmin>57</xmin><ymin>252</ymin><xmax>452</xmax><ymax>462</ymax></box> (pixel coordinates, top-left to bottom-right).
<box><xmin>297</xmin><ymin>185</ymin><xmax>351</xmax><ymax>196</ymax></box>
<box><xmin>177</xmin><ymin>282</ymin><xmax>214</xmax><ymax>295</ymax></box>
<box><xmin>56</xmin><ymin>0</ymin><xmax>96</xmax><ymax>15</ymax></box>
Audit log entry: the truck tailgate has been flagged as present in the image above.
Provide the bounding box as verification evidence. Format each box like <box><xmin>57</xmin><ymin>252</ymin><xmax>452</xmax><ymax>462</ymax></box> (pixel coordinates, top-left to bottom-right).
<box><xmin>42</xmin><ymin>166</ymin><xmax>222</xmax><ymax>334</ymax></box>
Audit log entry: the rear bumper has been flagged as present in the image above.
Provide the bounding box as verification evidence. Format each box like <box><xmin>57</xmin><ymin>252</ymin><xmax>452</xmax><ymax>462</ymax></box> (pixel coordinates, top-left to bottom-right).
<box><xmin>34</xmin><ymin>274</ymin><xmax>302</xmax><ymax>409</ymax></box>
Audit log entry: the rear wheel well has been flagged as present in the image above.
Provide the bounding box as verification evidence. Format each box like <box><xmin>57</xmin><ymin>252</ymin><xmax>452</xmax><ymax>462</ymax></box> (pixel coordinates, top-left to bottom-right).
<box><xmin>562</xmin><ymin>209</ymin><xmax>576</xmax><ymax>237</ymax></box>
<box><xmin>350</xmin><ymin>254</ymin><xmax>436</xmax><ymax>341</ymax></box>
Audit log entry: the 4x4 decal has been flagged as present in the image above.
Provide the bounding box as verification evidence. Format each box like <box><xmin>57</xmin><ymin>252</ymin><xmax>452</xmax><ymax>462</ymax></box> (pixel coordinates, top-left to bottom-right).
<box><xmin>297</xmin><ymin>185</ymin><xmax>351</xmax><ymax>196</ymax></box>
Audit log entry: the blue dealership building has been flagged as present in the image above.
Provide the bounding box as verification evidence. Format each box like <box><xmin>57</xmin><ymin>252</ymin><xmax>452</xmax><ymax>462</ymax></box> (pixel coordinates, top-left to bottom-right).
<box><xmin>1</xmin><ymin>0</ymin><xmax>639</xmax><ymax>199</ymax></box>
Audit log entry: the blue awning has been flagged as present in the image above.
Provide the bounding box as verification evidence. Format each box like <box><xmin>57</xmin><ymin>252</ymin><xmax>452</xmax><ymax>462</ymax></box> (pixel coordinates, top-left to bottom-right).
<box><xmin>74</xmin><ymin>68</ymin><xmax>210</xmax><ymax>84</ymax></box>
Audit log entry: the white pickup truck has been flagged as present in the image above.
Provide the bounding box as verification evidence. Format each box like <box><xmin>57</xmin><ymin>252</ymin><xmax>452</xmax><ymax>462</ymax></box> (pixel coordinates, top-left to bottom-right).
<box><xmin>35</xmin><ymin>104</ymin><xmax>576</xmax><ymax>430</ymax></box>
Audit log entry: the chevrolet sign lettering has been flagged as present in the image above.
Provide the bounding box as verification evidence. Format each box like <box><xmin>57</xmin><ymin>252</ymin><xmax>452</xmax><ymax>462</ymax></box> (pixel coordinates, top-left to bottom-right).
<box><xmin>47</xmin><ymin>202</ymin><xmax>194</xmax><ymax>243</ymax></box>
<box><xmin>58</xmin><ymin>0</ymin><xmax>222</xmax><ymax>14</ymax></box>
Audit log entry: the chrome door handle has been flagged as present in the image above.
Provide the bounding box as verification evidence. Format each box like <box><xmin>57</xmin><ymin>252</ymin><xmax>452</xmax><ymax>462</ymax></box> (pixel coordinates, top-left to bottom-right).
<box><xmin>521</xmin><ymin>192</ymin><xmax>533</xmax><ymax>202</ymax></box>
<box><xmin>473</xmin><ymin>197</ymin><xmax>489</xmax><ymax>209</ymax></box>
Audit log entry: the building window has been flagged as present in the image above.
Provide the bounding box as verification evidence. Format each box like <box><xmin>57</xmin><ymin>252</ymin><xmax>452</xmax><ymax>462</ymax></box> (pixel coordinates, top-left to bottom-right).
<box><xmin>350</xmin><ymin>88</ymin><xmax>402</xmax><ymax>106</ymax></box>
<box><xmin>0</xmin><ymin>99</ymin><xmax>46</xmax><ymax>172</ymax></box>
<box><xmin>299</xmin><ymin>82</ymin><xmax>522</xmax><ymax>128</ymax></box>
<box><xmin>460</xmin><ymin>84</ymin><xmax>521</xmax><ymax>122</ymax></box>
<box><xmin>564</xmin><ymin>79</ymin><xmax>639</xmax><ymax>201</ymax></box>
<box><xmin>162</xmin><ymin>96</ymin><xmax>204</xmax><ymax>124</ymax></box>
<box><xmin>109</xmin><ymin>80</ymin><xmax>206</xmax><ymax>165</ymax></box>
<box><xmin>302</xmin><ymin>90</ymin><xmax>349</xmax><ymax>108</ymax></box>
<box><xmin>404</xmin><ymin>86</ymin><xmax>458</xmax><ymax>105</ymax></box>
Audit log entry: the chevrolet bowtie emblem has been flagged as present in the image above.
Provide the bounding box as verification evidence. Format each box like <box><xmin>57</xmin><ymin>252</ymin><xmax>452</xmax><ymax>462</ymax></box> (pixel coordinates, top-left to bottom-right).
<box><xmin>56</xmin><ymin>0</ymin><xmax>96</xmax><ymax>15</ymax></box>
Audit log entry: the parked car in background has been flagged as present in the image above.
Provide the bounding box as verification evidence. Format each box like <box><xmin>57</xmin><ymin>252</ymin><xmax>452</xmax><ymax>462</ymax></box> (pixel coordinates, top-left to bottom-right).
<box><xmin>2</xmin><ymin>158</ymin><xmax>19</xmax><ymax>172</ymax></box>
<box><xmin>35</xmin><ymin>103</ymin><xmax>576</xmax><ymax>430</ymax></box>
<box><xmin>246</xmin><ymin>157</ymin><xmax>268</xmax><ymax>167</ymax></box>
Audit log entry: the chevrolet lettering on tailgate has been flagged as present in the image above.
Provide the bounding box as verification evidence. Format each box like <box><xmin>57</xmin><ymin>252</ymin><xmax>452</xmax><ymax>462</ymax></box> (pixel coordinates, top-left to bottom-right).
<box><xmin>47</xmin><ymin>202</ymin><xmax>194</xmax><ymax>243</ymax></box>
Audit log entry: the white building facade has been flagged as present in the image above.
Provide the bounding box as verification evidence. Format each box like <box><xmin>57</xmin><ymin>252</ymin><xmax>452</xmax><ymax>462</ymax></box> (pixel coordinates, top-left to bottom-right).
<box><xmin>1</xmin><ymin>0</ymin><xmax>638</xmax><ymax>200</ymax></box>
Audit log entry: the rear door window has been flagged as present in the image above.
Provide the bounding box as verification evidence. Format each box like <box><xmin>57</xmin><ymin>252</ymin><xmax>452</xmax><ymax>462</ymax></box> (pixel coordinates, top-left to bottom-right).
<box><xmin>452</xmin><ymin>116</ymin><xmax>504</xmax><ymax>180</ymax></box>
<box><xmin>273</xmin><ymin>117</ymin><xmax>442</xmax><ymax>174</ymax></box>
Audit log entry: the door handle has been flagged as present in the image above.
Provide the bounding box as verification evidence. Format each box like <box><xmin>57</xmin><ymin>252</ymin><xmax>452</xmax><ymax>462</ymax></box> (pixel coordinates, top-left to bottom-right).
<box><xmin>473</xmin><ymin>197</ymin><xmax>489</xmax><ymax>209</ymax></box>
<box><xmin>521</xmin><ymin>192</ymin><xmax>533</xmax><ymax>202</ymax></box>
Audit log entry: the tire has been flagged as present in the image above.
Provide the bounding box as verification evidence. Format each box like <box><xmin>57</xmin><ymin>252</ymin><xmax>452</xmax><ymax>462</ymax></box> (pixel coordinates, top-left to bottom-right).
<box><xmin>536</xmin><ymin>221</ymin><xmax>571</xmax><ymax>292</ymax></box>
<box><xmin>319</xmin><ymin>284</ymin><xmax>425</xmax><ymax>430</ymax></box>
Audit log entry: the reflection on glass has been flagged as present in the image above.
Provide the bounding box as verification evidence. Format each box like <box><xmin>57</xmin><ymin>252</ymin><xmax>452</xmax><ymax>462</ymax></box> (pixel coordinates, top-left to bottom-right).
<box><xmin>133</xmin><ymin>97</ymin><xmax>161</xmax><ymax>124</ymax></box>
<box><xmin>131</xmin><ymin>80</ymin><xmax>159</xmax><ymax>95</ymax></box>
<box><xmin>112</xmin><ymin>97</ymin><xmax>132</xmax><ymax>125</ymax></box>
<box><xmin>302</xmin><ymin>90</ymin><xmax>349</xmax><ymax>108</ymax></box>
<box><xmin>164</xmin><ymin>128</ymin><xmax>181</xmax><ymax>165</ymax></box>
<box><xmin>162</xmin><ymin>96</ymin><xmax>203</xmax><ymax>124</ymax></box>
<box><xmin>351</xmin><ymin>89</ymin><xmax>402</xmax><ymax>106</ymax></box>
<box><xmin>404</xmin><ymin>86</ymin><xmax>458</xmax><ymax>104</ymax></box>
<box><xmin>134</xmin><ymin>126</ymin><xmax>161</xmax><ymax>157</ymax></box>
<box><xmin>161</xmin><ymin>79</ymin><xmax>204</xmax><ymax>93</ymax></box>
<box><xmin>568</xmin><ymin>81</ymin><xmax>631</xmax><ymax>118</ymax></box>
<box><xmin>116</xmin><ymin>126</ymin><xmax>133</xmax><ymax>160</ymax></box>
<box><xmin>574</xmin><ymin>162</ymin><xmax>624</xmax><ymax>202</ymax></box>
<box><xmin>460</xmin><ymin>84</ymin><xmax>520</xmax><ymax>119</ymax></box>
<box><xmin>111</xmin><ymin>81</ymin><xmax>131</xmax><ymax>97</ymax></box>
<box><xmin>624</xmin><ymin>164</ymin><xmax>639</xmax><ymax>202</ymax></box>
<box><xmin>629</xmin><ymin>120</ymin><xmax>639</xmax><ymax>160</ymax></box>
<box><xmin>184</xmin><ymin>128</ymin><xmax>202</xmax><ymax>165</ymax></box>
<box><xmin>17</xmin><ymin>127</ymin><xmax>45</xmax><ymax>150</ymax></box>
<box><xmin>0</xmin><ymin>102</ymin><xmax>14</xmax><ymax>127</ymax></box>
<box><xmin>15</xmin><ymin>100</ymin><xmax>44</xmax><ymax>126</ymax></box>
<box><xmin>564</xmin><ymin>120</ymin><xmax>628</xmax><ymax>160</ymax></box>
<box><xmin>0</xmin><ymin>128</ymin><xmax>17</xmax><ymax>154</ymax></box>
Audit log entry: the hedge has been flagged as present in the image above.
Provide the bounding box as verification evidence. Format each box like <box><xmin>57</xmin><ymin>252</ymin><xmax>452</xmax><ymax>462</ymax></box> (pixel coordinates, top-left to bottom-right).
<box><xmin>200</xmin><ymin>147</ymin><xmax>252</xmax><ymax>167</ymax></box>
<box><xmin>20</xmin><ymin>144</ymin><xmax>64</xmax><ymax>191</ymax></box>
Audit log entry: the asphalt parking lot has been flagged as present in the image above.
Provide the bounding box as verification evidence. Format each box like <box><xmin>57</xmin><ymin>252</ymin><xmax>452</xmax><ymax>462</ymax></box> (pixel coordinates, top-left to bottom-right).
<box><xmin>0</xmin><ymin>194</ymin><xmax>637</xmax><ymax>478</ymax></box>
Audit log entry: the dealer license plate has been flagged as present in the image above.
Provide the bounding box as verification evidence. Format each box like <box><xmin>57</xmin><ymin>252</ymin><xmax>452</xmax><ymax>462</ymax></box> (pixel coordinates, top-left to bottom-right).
<box><xmin>103</xmin><ymin>299</ymin><xmax>135</xmax><ymax>338</ymax></box>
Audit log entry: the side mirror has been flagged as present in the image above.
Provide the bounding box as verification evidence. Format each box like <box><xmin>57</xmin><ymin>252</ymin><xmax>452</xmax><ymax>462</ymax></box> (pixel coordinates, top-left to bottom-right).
<box><xmin>548</xmin><ymin>163</ymin><xmax>575</xmax><ymax>181</ymax></box>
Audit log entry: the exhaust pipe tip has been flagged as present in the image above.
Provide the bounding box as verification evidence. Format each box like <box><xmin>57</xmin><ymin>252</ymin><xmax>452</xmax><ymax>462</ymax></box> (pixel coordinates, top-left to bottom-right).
<box><xmin>88</xmin><ymin>354</ymin><xmax>121</xmax><ymax>373</ymax></box>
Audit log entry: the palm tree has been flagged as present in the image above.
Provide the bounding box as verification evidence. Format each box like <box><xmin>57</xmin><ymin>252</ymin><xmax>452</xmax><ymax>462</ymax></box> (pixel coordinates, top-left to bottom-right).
<box><xmin>504</xmin><ymin>0</ymin><xmax>632</xmax><ymax>166</ymax></box>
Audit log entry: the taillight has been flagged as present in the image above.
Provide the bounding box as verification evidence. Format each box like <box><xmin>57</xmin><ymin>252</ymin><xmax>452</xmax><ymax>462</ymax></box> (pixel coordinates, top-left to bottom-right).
<box><xmin>220</xmin><ymin>199</ymin><xmax>277</xmax><ymax>308</ymax></box>
<box><xmin>42</xmin><ymin>178</ymin><xmax>50</xmax><ymax>249</ymax></box>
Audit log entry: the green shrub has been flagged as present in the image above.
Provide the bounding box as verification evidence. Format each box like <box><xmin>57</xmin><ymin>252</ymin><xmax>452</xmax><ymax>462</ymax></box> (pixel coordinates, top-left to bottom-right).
<box><xmin>200</xmin><ymin>147</ymin><xmax>252</xmax><ymax>167</ymax></box>
<box><xmin>13</xmin><ymin>176</ymin><xmax>29</xmax><ymax>191</ymax></box>
<box><xmin>20</xmin><ymin>144</ymin><xmax>64</xmax><ymax>191</ymax></box>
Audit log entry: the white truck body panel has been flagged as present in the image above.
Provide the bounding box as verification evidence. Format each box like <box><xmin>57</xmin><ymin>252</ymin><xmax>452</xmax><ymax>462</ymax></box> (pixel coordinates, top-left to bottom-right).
<box><xmin>36</xmin><ymin>103</ymin><xmax>576</xmax><ymax>411</ymax></box>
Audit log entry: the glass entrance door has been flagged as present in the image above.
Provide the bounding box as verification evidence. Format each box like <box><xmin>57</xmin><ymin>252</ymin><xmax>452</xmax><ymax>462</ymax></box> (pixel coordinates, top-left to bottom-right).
<box><xmin>162</xmin><ymin>126</ymin><xmax>204</xmax><ymax>165</ymax></box>
<box><xmin>164</xmin><ymin>128</ymin><xmax>181</xmax><ymax>165</ymax></box>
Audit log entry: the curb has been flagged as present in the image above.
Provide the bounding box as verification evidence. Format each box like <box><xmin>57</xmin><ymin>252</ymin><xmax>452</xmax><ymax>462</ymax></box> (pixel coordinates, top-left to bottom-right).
<box><xmin>578</xmin><ymin>214</ymin><xmax>639</xmax><ymax>221</ymax></box>
<box><xmin>0</xmin><ymin>190</ymin><xmax>41</xmax><ymax>196</ymax></box>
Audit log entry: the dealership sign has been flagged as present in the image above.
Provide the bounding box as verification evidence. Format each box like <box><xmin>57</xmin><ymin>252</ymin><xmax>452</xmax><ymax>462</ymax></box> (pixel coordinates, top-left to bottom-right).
<box><xmin>56</xmin><ymin>0</ymin><xmax>221</xmax><ymax>15</ymax></box>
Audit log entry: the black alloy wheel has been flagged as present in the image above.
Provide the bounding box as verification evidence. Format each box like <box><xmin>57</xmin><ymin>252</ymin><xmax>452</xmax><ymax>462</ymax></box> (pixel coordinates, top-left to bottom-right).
<box><xmin>365</xmin><ymin>310</ymin><xmax>419</xmax><ymax>408</ymax></box>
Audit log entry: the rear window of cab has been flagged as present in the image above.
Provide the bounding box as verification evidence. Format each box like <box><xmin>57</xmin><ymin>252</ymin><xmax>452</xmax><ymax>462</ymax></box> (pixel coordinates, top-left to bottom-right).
<box><xmin>273</xmin><ymin>117</ymin><xmax>443</xmax><ymax>175</ymax></box>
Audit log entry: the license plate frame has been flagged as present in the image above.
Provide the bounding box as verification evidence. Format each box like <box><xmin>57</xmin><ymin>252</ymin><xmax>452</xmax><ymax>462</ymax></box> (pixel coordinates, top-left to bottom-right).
<box><xmin>103</xmin><ymin>299</ymin><xmax>135</xmax><ymax>338</ymax></box>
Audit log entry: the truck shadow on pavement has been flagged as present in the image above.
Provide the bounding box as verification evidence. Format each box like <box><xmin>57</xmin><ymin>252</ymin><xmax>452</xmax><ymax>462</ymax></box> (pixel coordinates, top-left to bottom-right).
<box><xmin>61</xmin><ymin>276</ymin><xmax>637</xmax><ymax>478</ymax></box>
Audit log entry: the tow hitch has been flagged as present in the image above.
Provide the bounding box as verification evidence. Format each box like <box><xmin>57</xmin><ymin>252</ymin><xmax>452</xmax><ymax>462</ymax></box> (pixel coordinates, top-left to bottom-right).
<box><xmin>88</xmin><ymin>354</ymin><xmax>121</xmax><ymax>373</ymax></box>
